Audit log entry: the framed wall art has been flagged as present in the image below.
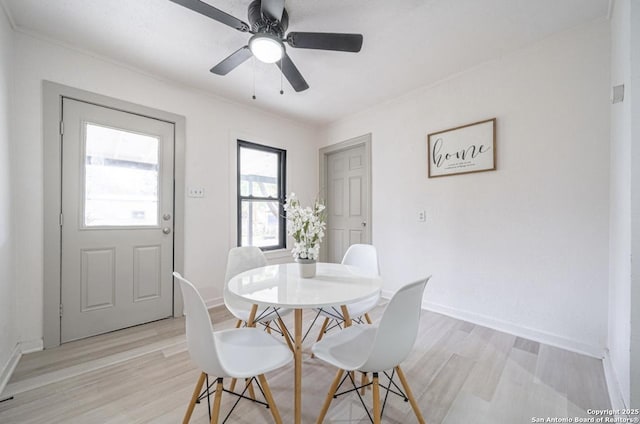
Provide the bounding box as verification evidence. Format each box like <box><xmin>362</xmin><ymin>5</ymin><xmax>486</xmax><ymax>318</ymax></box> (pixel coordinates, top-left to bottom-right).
<box><xmin>427</xmin><ymin>118</ymin><xmax>496</xmax><ymax>178</ymax></box>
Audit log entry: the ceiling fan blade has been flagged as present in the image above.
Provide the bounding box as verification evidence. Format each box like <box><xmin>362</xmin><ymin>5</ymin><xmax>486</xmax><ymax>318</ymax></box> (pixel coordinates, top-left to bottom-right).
<box><xmin>276</xmin><ymin>54</ymin><xmax>309</xmax><ymax>92</ymax></box>
<box><xmin>170</xmin><ymin>0</ymin><xmax>250</xmax><ymax>32</ymax></box>
<box><xmin>261</xmin><ymin>0</ymin><xmax>285</xmax><ymax>21</ymax></box>
<box><xmin>286</xmin><ymin>32</ymin><xmax>363</xmax><ymax>52</ymax></box>
<box><xmin>210</xmin><ymin>46</ymin><xmax>253</xmax><ymax>75</ymax></box>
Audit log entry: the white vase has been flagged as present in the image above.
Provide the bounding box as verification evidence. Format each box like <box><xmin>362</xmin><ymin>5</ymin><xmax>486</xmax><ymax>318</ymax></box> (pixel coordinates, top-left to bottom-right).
<box><xmin>296</xmin><ymin>258</ymin><xmax>317</xmax><ymax>278</ymax></box>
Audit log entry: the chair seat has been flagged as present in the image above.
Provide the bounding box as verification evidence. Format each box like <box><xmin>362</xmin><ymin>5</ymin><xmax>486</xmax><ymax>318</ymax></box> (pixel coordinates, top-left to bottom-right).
<box><xmin>316</xmin><ymin>292</ymin><xmax>380</xmax><ymax>320</ymax></box>
<box><xmin>214</xmin><ymin>328</ymin><xmax>293</xmax><ymax>379</ymax></box>
<box><xmin>311</xmin><ymin>325</ymin><xmax>377</xmax><ymax>372</ymax></box>
<box><xmin>226</xmin><ymin>303</ymin><xmax>292</xmax><ymax>324</ymax></box>
<box><xmin>312</xmin><ymin>278</ymin><xmax>430</xmax><ymax>424</ymax></box>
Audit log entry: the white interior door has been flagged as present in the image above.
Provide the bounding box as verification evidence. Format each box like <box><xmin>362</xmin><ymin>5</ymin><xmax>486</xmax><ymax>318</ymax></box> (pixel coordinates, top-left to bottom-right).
<box><xmin>60</xmin><ymin>98</ymin><xmax>174</xmax><ymax>343</ymax></box>
<box><xmin>325</xmin><ymin>144</ymin><xmax>370</xmax><ymax>263</ymax></box>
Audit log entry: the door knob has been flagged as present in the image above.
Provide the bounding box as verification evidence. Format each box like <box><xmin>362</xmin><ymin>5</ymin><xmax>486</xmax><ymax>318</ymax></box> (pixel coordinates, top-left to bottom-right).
<box><xmin>361</xmin><ymin>221</ymin><xmax>367</xmax><ymax>227</ymax></box>
<box><xmin>163</xmin><ymin>213</ymin><xmax>172</xmax><ymax>221</ymax></box>
<box><xmin>162</xmin><ymin>227</ymin><xmax>172</xmax><ymax>234</ymax></box>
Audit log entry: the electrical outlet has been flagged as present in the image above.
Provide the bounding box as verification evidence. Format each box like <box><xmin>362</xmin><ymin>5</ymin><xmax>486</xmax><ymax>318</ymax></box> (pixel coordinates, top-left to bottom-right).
<box><xmin>418</xmin><ymin>210</ymin><xmax>426</xmax><ymax>222</ymax></box>
<box><xmin>188</xmin><ymin>187</ymin><xmax>205</xmax><ymax>198</ymax></box>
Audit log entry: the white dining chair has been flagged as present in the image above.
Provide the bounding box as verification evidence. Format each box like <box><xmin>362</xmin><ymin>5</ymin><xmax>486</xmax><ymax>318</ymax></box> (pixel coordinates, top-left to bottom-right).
<box><xmin>174</xmin><ymin>272</ymin><xmax>293</xmax><ymax>424</ymax></box>
<box><xmin>224</xmin><ymin>247</ymin><xmax>293</xmax><ymax>349</ymax></box>
<box><xmin>312</xmin><ymin>244</ymin><xmax>381</xmax><ymax>344</ymax></box>
<box><xmin>312</xmin><ymin>277</ymin><xmax>431</xmax><ymax>424</ymax></box>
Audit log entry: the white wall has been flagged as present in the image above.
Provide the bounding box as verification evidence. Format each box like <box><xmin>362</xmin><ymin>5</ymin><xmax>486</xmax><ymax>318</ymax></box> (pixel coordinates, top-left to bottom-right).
<box><xmin>629</xmin><ymin>0</ymin><xmax>640</xmax><ymax>408</ymax></box>
<box><xmin>608</xmin><ymin>0</ymin><xmax>632</xmax><ymax>408</ymax></box>
<box><xmin>322</xmin><ymin>20</ymin><xmax>611</xmax><ymax>356</ymax></box>
<box><xmin>10</xmin><ymin>31</ymin><xmax>320</xmax><ymax>346</ymax></box>
<box><xmin>0</xmin><ymin>5</ymin><xmax>17</xmax><ymax>393</ymax></box>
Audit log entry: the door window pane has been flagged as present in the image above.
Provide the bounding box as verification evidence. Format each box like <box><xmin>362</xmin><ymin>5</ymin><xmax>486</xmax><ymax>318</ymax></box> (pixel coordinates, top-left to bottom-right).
<box><xmin>84</xmin><ymin>123</ymin><xmax>160</xmax><ymax>227</ymax></box>
<box><xmin>240</xmin><ymin>201</ymin><xmax>281</xmax><ymax>247</ymax></box>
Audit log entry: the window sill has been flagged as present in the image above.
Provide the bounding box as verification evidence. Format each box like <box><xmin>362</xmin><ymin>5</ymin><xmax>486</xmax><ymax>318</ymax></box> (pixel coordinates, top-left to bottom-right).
<box><xmin>264</xmin><ymin>248</ymin><xmax>293</xmax><ymax>262</ymax></box>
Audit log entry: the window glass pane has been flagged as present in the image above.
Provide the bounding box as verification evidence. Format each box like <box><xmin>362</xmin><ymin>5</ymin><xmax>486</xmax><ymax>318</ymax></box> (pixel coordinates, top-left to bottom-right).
<box><xmin>239</xmin><ymin>147</ymin><xmax>278</xmax><ymax>198</ymax></box>
<box><xmin>240</xmin><ymin>200</ymin><xmax>280</xmax><ymax>247</ymax></box>
<box><xmin>84</xmin><ymin>123</ymin><xmax>160</xmax><ymax>227</ymax></box>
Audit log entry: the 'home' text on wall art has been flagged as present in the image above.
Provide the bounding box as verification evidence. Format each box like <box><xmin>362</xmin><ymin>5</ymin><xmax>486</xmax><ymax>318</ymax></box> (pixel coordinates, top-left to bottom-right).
<box><xmin>427</xmin><ymin>118</ymin><xmax>496</xmax><ymax>178</ymax></box>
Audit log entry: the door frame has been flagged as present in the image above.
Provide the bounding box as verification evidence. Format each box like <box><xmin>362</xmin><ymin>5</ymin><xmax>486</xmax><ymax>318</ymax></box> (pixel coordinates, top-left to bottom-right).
<box><xmin>318</xmin><ymin>133</ymin><xmax>372</xmax><ymax>262</ymax></box>
<box><xmin>43</xmin><ymin>81</ymin><xmax>186</xmax><ymax>348</ymax></box>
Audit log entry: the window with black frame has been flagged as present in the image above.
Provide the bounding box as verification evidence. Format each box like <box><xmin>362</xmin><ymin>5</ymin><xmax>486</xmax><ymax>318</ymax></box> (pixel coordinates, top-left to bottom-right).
<box><xmin>237</xmin><ymin>140</ymin><xmax>286</xmax><ymax>250</ymax></box>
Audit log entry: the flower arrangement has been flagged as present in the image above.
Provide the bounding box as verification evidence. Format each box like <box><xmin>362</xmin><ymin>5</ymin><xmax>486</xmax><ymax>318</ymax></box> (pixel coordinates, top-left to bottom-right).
<box><xmin>283</xmin><ymin>193</ymin><xmax>326</xmax><ymax>261</ymax></box>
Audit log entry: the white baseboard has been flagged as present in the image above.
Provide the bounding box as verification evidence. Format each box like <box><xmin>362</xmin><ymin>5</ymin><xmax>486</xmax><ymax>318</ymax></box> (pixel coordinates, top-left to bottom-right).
<box><xmin>0</xmin><ymin>344</ymin><xmax>21</xmax><ymax>399</ymax></box>
<box><xmin>1</xmin><ymin>339</ymin><xmax>45</xmax><ymax>399</ymax></box>
<box><xmin>380</xmin><ymin>290</ymin><xmax>604</xmax><ymax>359</ymax></box>
<box><xmin>603</xmin><ymin>349</ymin><xmax>628</xmax><ymax>412</ymax></box>
<box><xmin>19</xmin><ymin>339</ymin><xmax>43</xmax><ymax>354</ymax></box>
<box><xmin>205</xmin><ymin>296</ymin><xmax>224</xmax><ymax>309</ymax></box>
<box><xmin>423</xmin><ymin>300</ymin><xmax>604</xmax><ymax>358</ymax></box>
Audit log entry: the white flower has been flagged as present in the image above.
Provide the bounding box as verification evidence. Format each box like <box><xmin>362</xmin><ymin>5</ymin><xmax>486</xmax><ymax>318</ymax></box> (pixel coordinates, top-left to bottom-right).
<box><xmin>283</xmin><ymin>193</ymin><xmax>326</xmax><ymax>261</ymax></box>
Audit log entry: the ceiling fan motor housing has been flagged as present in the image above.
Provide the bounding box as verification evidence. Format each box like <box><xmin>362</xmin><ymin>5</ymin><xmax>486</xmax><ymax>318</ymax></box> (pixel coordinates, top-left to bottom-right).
<box><xmin>248</xmin><ymin>0</ymin><xmax>288</xmax><ymax>36</ymax></box>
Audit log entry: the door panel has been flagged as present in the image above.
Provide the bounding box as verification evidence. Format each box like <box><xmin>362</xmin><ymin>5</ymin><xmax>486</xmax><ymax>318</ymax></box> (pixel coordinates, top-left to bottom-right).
<box><xmin>329</xmin><ymin>228</ymin><xmax>344</xmax><ymax>263</ymax></box>
<box><xmin>80</xmin><ymin>248</ymin><xmax>115</xmax><ymax>311</ymax></box>
<box><xmin>331</xmin><ymin>178</ymin><xmax>344</xmax><ymax>215</ymax></box>
<box><xmin>326</xmin><ymin>144</ymin><xmax>370</xmax><ymax>263</ymax></box>
<box><xmin>349</xmin><ymin>230</ymin><xmax>362</xmax><ymax>245</ymax></box>
<box><xmin>349</xmin><ymin>176</ymin><xmax>362</xmax><ymax>216</ymax></box>
<box><xmin>61</xmin><ymin>98</ymin><xmax>174</xmax><ymax>343</ymax></box>
<box><xmin>133</xmin><ymin>245</ymin><xmax>162</xmax><ymax>302</ymax></box>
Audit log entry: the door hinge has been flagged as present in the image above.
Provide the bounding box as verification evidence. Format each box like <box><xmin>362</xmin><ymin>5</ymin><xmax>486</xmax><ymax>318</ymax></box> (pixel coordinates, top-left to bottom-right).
<box><xmin>59</xmin><ymin>304</ymin><xmax>63</xmax><ymax>317</ymax></box>
<box><xmin>59</xmin><ymin>212</ymin><xmax>63</xmax><ymax>227</ymax></box>
<box><xmin>59</xmin><ymin>121</ymin><xmax>64</xmax><ymax>136</ymax></box>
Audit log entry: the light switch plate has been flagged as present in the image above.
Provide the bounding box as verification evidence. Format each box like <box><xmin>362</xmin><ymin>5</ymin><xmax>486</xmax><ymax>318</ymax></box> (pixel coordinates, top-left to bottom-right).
<box><xmin>188</xmin><ymin>187</ymin><xmax>205</xmax><ymax>198</ymax></box>
<box><xmin>612</xmin><ymin>84</ymin><xmax>624</xmax><ymax>104</ymax></box>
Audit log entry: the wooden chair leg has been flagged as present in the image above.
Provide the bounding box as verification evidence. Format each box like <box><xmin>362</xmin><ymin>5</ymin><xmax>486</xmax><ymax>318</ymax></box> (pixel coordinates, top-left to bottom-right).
<box><xmin>361</xmin><ymin>372</ymin><xmax>369</xmax><ymax>395</ymax></box>
<box><xmin>210</xmin><ymin>378</ymin><xmax>224</xmax><ymax>424</ymax></box>
<box><xmin>246</xmin><ymin>378</ymin><xmax>256</xmax><ymax>400</ymax></box>
<box><xmin>235</xmin><ymin>319</ymin><xmax>243</xmax><ymax>328</ymax></box>
<box><xmin>257</xmin><ymin>374</ymin><xmax>283</xmax><ymax>424</ymax></box>
<box><xmin>395</xmin><ymin>366</ymin><xmax>426</xmax><ymax>424</ymax></box>
<box><xmin>183</xmin><ymin>372</ymin><xmax>206</xmax><ymax>424</ymax></box>
<box><xmin>247</xmin><ymin>304</ymin><xmax>258</xmax><ymax>328</ymax></box>
<box><xmin>276</xmin><ymin>317</ymin><xmax>294</xmax><ymax>353</ymax></box>
<box><xmin>364</xmin><ymin>313</ymin><xmax>373</xmax><ymax>324</ymax></box>
<box><xmin>311</xmin><ymin>317</ymin><xmax>330</xmax><ymax>359</ymax></box>
<box><xmin>340</xmin><ymin>305</ymin><xmax>353</xmax><ymax>327</ymax></box>
<box><xmin>229</xmin><ymin>378</ymin><xmax>237</xmax><ymax>392</ymax></box>
<box><xmin>266</xmin><ymin>321</ymin><xmax>272</xmax><ymax>334</ymax></box>
<box><xmin>372</xmin><ymin>372</ymin><xmax>381</xmax><ymax>424</ymax></box>
<box><xmin>315</xmin><ymin>369</ymin><xmax>345</xmax><ymax>424</ymax></box>
<box><xmin>316</xmin><ymin>317</ymin><xmax>330</xmax><ymax>342</ymax></box>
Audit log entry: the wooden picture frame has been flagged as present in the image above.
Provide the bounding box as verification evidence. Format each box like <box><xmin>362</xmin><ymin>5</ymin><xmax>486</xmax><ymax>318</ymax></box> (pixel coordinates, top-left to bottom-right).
<box><xmin>427</xmin><ymin>118</ymin><xmax>496</xmax><ymax>178</ymax></box>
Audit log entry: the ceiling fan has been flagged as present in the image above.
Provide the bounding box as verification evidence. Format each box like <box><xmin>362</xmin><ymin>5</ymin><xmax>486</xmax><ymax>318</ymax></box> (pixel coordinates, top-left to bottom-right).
<box><xmin>170</xmin><ymin>0</ymin><xmax>363</xmax><ymax>92</ymax></box>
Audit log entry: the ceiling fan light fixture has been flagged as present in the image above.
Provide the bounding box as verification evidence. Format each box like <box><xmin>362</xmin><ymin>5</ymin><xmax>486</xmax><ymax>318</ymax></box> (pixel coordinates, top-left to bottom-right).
<box><xmin>249</xmin><ymin>34</ymin><xmax>284</xmax><ymax>63</ymax></box>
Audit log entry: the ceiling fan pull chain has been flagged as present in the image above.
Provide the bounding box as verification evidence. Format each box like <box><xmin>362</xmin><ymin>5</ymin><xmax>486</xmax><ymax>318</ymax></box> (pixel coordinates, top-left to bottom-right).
<box><xmin>252</xmin><ymin>56</ymin><xmax>257</xmax><ymax>100</ymax></box>
<box><xmin>280</xmin><ymin>58</ymin><xmax>284</xmax><ymax>95</ymax></box>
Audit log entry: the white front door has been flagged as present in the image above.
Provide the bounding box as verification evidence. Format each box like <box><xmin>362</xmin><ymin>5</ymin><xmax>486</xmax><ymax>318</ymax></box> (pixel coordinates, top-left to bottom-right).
<box><xmin>325</xmin><ymin>143</ymin><xmax>371</xmax><ymax>263</ymax></box>
<box><xmin>60</xmin><ymin>98</ymin><xmax>175</xmax><ymax>342</ymax></box>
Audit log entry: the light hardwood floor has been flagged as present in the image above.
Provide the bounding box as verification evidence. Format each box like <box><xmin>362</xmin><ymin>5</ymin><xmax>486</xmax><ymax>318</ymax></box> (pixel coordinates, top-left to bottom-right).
<box><xmin>0</xmin><ymin>305</ymin><xmax>610</xmax><ymax>423</ymax></box>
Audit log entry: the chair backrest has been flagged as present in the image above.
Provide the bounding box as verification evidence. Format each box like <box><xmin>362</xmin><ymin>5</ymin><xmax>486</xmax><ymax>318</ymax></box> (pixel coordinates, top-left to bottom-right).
<box><xmin>174</xmin><ymin>272</ymin><xmax>225</xmax><ymax>376</ymax></box>
<box><xmin>224</xmin><ymin>246</ymin><xmax>268</xmax><ymax>283</ymax></box>
<box><xmin>341</xmin><ymin>244</ymin><xmax>380</xmax><ymax>277</ymax></box>
<box><xmin>223</xmin><ymin>246</ymin><xmax>268</xmax><ymax>308</ymax></box>
<box><xmin>360</xmin><ymin>277</ymin><xmax>431</xmax><ymax>372</ymax></box>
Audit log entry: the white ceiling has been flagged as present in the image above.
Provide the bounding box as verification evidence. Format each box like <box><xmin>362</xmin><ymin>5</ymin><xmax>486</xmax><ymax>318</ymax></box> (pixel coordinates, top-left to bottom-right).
<box><xmin>3</xmin><ymin>0</ymin><xmax>609</xmax><ymax>125</ymax></box>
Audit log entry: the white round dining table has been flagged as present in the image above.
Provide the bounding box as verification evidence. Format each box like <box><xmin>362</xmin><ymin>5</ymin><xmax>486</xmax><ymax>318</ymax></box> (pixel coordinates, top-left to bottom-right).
<box><xmin>227</xmin><ymin>262</ymin><xmax>382</xmax><ymax>424</ymax></box>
